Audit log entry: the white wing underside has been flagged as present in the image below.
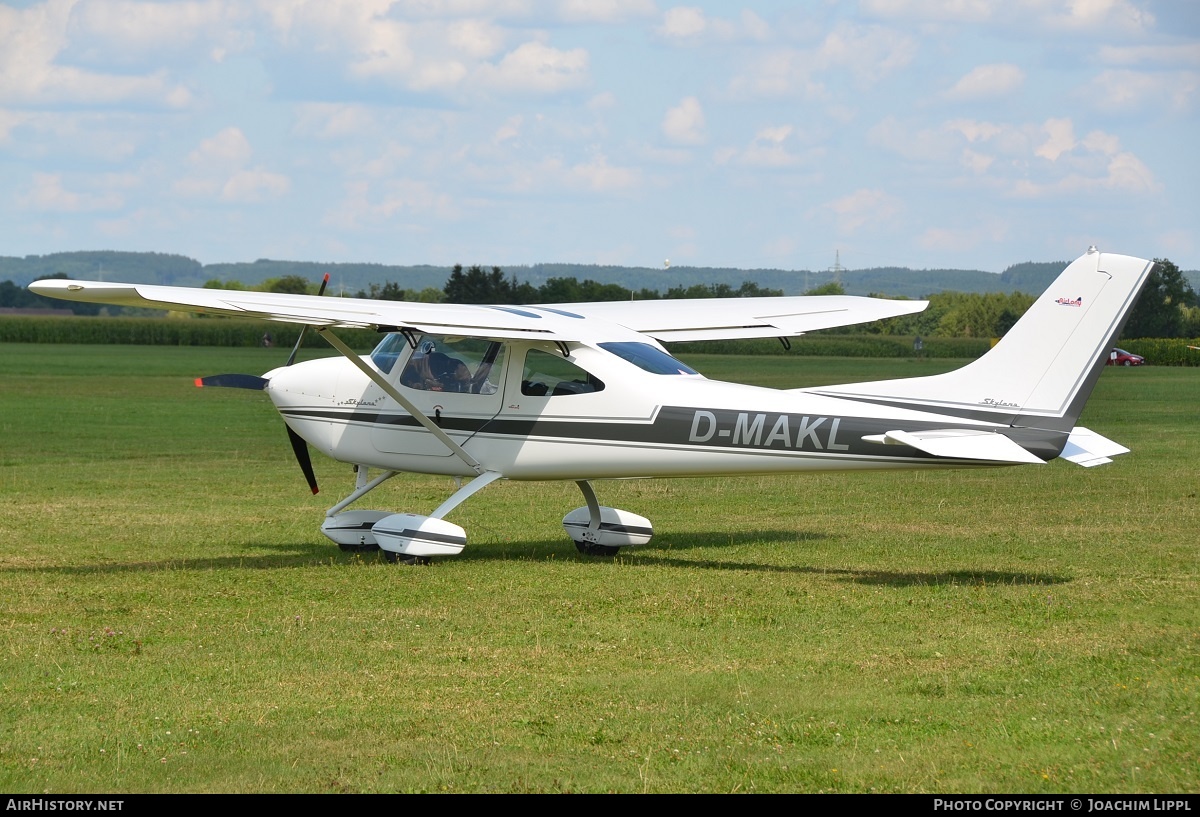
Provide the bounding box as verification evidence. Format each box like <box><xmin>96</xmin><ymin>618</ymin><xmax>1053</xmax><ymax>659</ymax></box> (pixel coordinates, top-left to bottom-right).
<box><xmin>28</xmin><ymin>280</ymin><xmax>927</xmax><ymax>344</ymax></box>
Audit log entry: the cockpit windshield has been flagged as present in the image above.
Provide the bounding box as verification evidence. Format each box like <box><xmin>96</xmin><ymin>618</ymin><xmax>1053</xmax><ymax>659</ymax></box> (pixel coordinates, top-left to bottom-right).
<box><xmin>598</xmin><ymin>342</ymin><xmax>699</xmax><ymax>375</ymax></box>
<box><xmin>370</xmin><ymin>333</ymin><xmax>407</xmax><ymax>374</ymax></box>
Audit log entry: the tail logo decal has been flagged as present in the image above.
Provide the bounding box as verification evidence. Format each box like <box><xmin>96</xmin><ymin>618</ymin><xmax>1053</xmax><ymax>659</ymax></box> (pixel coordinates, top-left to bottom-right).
<box><xmin>1055</xmin><ymin>296</ymin><xmax>1083</xmax><ymax>307</ymax></box>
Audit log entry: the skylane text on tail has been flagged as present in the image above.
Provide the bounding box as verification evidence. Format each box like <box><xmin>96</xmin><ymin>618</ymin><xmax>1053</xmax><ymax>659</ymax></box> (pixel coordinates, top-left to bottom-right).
<box><xmin>30</xmin><ymin>247</ymin><xmax>1154</xmax><ymax>563</ymax></box>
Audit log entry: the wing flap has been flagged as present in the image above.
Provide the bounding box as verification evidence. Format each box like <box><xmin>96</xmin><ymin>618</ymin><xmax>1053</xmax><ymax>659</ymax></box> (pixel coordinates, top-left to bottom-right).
<box><xmin>862</xmin><ymin>428</ymin><xmax>1045</xmax><ymax>464</ymax></box>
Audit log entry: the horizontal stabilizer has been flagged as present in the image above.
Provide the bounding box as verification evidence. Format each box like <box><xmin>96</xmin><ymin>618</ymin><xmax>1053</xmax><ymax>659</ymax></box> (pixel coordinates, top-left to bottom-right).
<box><xmin>1061</xmin><ymin>426</ymin><xmax>1129</xmax><ymax>467</ymax></box>
<box><xmin>862</xmin><ymin>428</ymin><xmax>1045</xmax><ymax>464</ymax></box>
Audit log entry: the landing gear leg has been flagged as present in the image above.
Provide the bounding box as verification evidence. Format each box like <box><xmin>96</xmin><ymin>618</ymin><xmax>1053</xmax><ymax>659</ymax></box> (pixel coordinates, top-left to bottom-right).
<box><xmin>571</xmin><ymin>480</ymin><xmax>621</xmax><ymax>556</ymax></box>
<box><xmin>320</xmin><ymin>467</ymin><xmax>399</xmax><ymax>551</ymax></box>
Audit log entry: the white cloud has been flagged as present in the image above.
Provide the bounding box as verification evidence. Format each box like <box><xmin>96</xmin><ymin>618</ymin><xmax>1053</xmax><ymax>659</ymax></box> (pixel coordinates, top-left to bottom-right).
<box><xmin>661</xmin><ymin>96</ymin><xmax>705</xmax><ymax>144</ymax></box>
<box><xmin>863</xmin><ymin>0</ymin><xmax>1153</xmax><ymax>32</ymax></box>
<box><xmin>657</xmin><ymin>6</ymin><xmax>770</xmax><ymax>42</ymax></box>
<box><xmin>175</xmin><ymin>127</ymin><xmax>290</xmax><ymax>202</ymax></box>
<box><xmin>1043</xmin><ymin>0</ymin><xmax>1155</xmax><ymax>33</ymax></box>
<box><xmin>658</xmin><ymin>6</ymin><xmax>707</xmax><ymax>39</ymax></box>
<box><xmin>64</xmin><ymin>0</ymin><xmax>254</xmax><ymax>67</ymax></box>
<box><xmin>859</xmin><ymin>0</ymin><xmax>995</xmax><ymax>24</ymax></box>
<box><xmin>728</xmin><ymin>49</ymin><xmax>827</xmax><ymax>99</ymax></box>
<box><xmin>222</xmin><ymin>168</ymin><xmax>291</xmax><ymax>202</ymax></box>
<box><xmin>293</xmin><ymin>103</ymin><xmax>379</xmax><ymax>141</ymax></box>
<box><xmin>870</xmin><ymin>116</ymin><xmax>967</xmax><ymax>162</ymax></box>
<box><xmin>558</xmin><ymin>0</ymin><xmax>657</xmax><ymax>24</ymax></box>
<box><xmin>444</xmin><ymin>17</ymin><xmax>507</xmax><ymax>59</ymax></box>
<box><xmin>943</xmin><ymin>63</ymin><xmax>1025</xmax><ymax>101</ymax></box>
<box><xmin>728</xmin><ymin>22</ymin><xmax>915</xmax><ymax>97</ymax></box>
<box><xmin>461</xmin><ymin>149</ymin><xmax>641</xmax><ymax>195</ymax></box>
<box><xmin>816</xmin><ymin>22</ymin><xmax>916</xmax><ymax>86</ymax></box>
<box><xmin>476</xmin><ymin>41</ymin><xmax>590</xmax><ymax>93</ymax></box>
<box><xmin>359</xmin><ymin>143</ymin><xmax>417</xmax><ymax>177</ymax></box>
<box><xmin>493</xmin><ymin>115</ymin><xmax>522</xmax><ymax>143</ymax></box>
<box><xmin>1082</xmin><ymin>69</ymin><xmax>1199</xmax><ymax>115</ymax></box>
<box><xmin>22</xmin><ymin>172</ymin><xmax>125</xmax><ymax>212</ymax></box>
<box><xmin>587</xmin><ymin>91</ymin><xmax>617</xmax><ymax>110</ymax></box>
<box><xmin>0</xmin><ymin>108</ymin><xmax>30</xmax><ymax>144</ymax></box>
<box><xmin>567</xmin><ymin>153</ymin><xmax>640</xmax><ymax>191</ymax></box>
<box><xmin>960</xmin><ymin>148</ymin><xmax>994</xmax><ymax>174</ymax></box>
<box><xmin>325</xmin><ymin>177</ymin><xmax>460</xmax><ymax>230</ymax></box>
<box><xmin>1015</xmin><ymin>122</ymin><xmax>1161</xmax><ymax>196</ymax></box>
<box><xmin>874</xmin><ymin>113</ymin><xmax>1162</xmax><ymax>198</ymax></box>
<box><xmin>189</xmin><ymin>127</ymin><xmax>253</xmax><ymax>168</ymax></box>
<box><xmin>917</xmin><ymin>222</ymin><xmax>1009</xmax><ymax>254</ymax></box>
<box><xmin>1035</xmin><ymin>117</ymin><xmax>1075</xmax><ymax>161</ymax></box>
<box><xmin>717</xmin><ymin>124</ymin><xmax>813</xmax><ymax>168</ymax></box>
<box><xmin>822</xmin><ymin>188</ymin><xmax>903</xmax><ymax>234</ymax></box>
<box><xmin>945</xmin><ymin>119</ymin><xmax>1002</xmax><ymax>143</ymax></box>
<box><xmin>1099</xmin><ymin>43</ymin><xmax>1200</xmax><ymax>67</ymax></box>
<box><xmin>0</xmin><ymin>0</ymin><xmax>192</xmax><ymax>108</ymax></box>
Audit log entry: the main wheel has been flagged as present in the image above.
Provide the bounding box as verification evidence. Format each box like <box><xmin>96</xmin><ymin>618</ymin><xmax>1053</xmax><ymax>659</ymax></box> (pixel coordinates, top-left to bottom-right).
<box><xmin>338</xmin><ymin>542</ymin><xmax>380</xmax><ymax>553</ymax></box>
<box><xmin>1123</xmin><ymin>359</ymin><xmax>1132</xmax><ymax>366</ymax></box>
<box><xmin>383</xmin><ymin>550</ymin><xmax>431</xmax><ymax>565</ymax></box>
<box><xmin>575</xmin><ymin>541</ymin><xmax>621</xmax><ymax>557</ymax></box>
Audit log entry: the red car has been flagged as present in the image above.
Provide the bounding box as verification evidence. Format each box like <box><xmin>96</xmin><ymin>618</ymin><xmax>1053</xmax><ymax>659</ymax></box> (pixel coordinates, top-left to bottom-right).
<box><xmin>1107</xmin><ymin>348</ymin><xmax>1145</xmax><ymax>366</ymax></box>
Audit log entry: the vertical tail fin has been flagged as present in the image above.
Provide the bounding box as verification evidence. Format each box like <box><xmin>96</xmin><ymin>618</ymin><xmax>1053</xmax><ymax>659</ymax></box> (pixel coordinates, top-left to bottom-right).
<box><xmin>811</xmin><ymin>248</ymin><xmax>1154</xmax><ymax>432</ymax></box>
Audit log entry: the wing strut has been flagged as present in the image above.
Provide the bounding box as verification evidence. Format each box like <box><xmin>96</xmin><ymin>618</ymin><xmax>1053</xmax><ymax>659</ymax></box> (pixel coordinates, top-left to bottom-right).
<box><xmin>316</xmin><ymin>327</ymin><xmax>487</xmax><ymax>476</ymax></box>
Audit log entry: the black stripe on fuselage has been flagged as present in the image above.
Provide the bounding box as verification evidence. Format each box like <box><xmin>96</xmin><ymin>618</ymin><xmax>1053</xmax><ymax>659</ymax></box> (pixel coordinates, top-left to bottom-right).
<box><xmin>280</xmin><ymin>404</ymin><xmax>1068</xmax><ymax>462</ymax></box>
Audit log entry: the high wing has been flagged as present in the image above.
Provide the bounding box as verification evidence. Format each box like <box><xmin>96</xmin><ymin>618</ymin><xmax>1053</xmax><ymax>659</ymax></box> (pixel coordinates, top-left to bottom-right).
<box><xmin>543</xmin><ymin>296</ymin><xmax>928</xmax><ymax>342</ymax></box>
<box><xmin>28</xmin><ymin>279</ymin><xmax>926</xmax><ymax>343</ymax></box>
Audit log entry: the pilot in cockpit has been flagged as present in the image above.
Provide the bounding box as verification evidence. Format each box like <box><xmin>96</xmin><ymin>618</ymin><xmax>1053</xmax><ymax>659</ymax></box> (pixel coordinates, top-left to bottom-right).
<box><xmin>400</xmin><ymin>343</ymin><xmax>472</xmax><ymax>392</ymax></box>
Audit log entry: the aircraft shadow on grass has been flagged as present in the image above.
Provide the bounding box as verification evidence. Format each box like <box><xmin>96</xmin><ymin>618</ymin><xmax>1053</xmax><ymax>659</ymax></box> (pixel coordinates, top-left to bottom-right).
<box><xmin>9</xmin><ymin>529</ymin><xmax>1071</xmax><ymax>587</ymax></box>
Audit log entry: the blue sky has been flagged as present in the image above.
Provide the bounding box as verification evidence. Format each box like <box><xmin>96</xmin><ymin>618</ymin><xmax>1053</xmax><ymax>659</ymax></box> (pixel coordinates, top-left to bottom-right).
<box><xmin>1</xmin><ymin>0</ymin><xmax>1196</xmax><ymax>273</ymax></box>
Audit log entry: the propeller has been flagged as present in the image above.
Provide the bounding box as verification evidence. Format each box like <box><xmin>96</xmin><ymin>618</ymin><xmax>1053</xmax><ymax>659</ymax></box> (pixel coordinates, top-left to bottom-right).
<box><xmin>195</xmin><ymin>273</ymin><xmax>331</xmax><ymax>495</ymax></box>
<box><xmin>194</xmin><ymin>374</ymin><xmax>267</xmax><ymax>390</ymax></box>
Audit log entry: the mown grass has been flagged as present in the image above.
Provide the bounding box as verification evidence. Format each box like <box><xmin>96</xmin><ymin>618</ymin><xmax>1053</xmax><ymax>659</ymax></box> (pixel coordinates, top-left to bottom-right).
<box><xmin>0</xmin><ymin>344</ymin><xmax>1197</xmax><ymax>793</ymax></box>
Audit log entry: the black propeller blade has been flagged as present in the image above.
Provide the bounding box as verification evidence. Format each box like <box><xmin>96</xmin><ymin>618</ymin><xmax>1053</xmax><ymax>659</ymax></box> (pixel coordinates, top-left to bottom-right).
<box><xmin>195</xmin><ymin>374</ymin><xmax>268</xmax><ymax>390</ymax></box>
<box><xmin>287</xmin><ymin>425</ymin><xmax>320</xmax><ymax>495</ymax></box>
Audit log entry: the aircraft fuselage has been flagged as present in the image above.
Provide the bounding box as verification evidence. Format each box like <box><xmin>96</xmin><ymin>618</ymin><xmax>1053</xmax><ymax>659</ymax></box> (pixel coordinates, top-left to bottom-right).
<box><xmin>266</xmin><ymin>338</ymin><xmax>1042</xmax><ymax>482</ymax></box>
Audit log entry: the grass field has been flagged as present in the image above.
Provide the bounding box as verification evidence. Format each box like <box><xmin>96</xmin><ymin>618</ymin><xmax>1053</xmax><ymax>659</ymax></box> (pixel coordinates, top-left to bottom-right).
<box><xmin>1</xmin><ymin>344</ymin><xmax>1197</xmax><ymax>793</ymax></box>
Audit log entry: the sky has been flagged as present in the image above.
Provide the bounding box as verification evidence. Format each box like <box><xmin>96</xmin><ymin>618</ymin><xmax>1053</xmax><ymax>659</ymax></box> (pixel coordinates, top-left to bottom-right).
<box><xmin>1</xmin><ymin>0</ymin><xmax>1197</xmax><ymax>274</ymax></box>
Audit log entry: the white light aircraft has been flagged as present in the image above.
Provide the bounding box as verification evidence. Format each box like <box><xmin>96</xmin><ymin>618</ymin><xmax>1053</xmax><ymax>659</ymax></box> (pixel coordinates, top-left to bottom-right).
<box><xmin>30</xmin><ymin>247</ymin><xmax>1154</xmax><ymax>564</ymax></box>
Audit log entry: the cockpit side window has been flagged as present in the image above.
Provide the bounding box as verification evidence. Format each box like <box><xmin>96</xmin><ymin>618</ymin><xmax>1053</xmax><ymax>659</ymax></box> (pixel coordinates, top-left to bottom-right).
<box><xmin>598</xmin><ymin>341</ymin><xmax>699</xmax><ymax>375</ymax></box>
<box><xmin>521</xmin><ymin>349</ymin><xmax>604</xmax><ymax>396</ymax></box>
<box><xmin>397</xmin><ymin>335</ymin><xmax>506</xmax><ymax>394</ymax></box>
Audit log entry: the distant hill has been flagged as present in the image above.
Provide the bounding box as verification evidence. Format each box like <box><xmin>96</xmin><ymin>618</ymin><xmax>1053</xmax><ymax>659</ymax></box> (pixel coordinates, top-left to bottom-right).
<box><xmin>3</xmin><ymin>251</ymin><xmax>1196</xmax><ymax>299</ymax></box>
